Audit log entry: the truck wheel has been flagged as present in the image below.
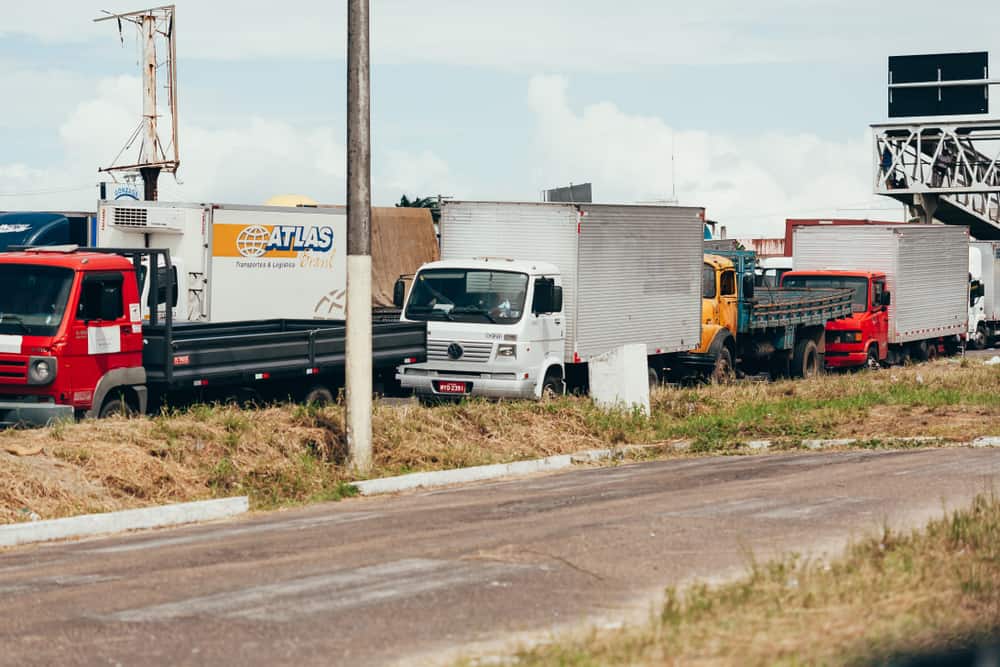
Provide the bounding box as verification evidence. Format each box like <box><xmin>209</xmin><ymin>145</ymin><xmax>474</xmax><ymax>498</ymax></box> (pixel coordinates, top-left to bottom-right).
<box><xmin>925</xmin><ymin>342</ymin><xmax>939</xmax><ymax>361</ymax></box>
<box><xmin>303</xmin><ymin>386</ymin><xmax>335</xmax><ymax>406</ymax></box>
<box><xmin>970</xmin><ymin>325</ymin><xmax>987</xmax><ymax>350</ymax></box>
<box><xmin>648</xmin><ymin>367</ymin><xmax>660</xmax><ymax>391</ymax></box>
<box><xmin>865</xmin><ymin>345</ymin><xmax>881</xmax><ymax>371</ymax></box>
<box><xmin>792</xmin><ymin>339</ymin><xmax>819</xmax><ymax>378</ymax></box>
<box><xmin>98</xmin><ymin>394</ymin><xmax>137</xmax><ymax>419</ymax></box>
<box><xmin>541</xmin><ymin>371</ymin><xmax>564</xmax><ymax>399</ymax></box>
<box><xmin>911</xmin><ymin>341</ymin><xmax>931</xmax><ymax>362</ymax></box>
<box><xmin>711</xmin><ymin>348</ymin><xmax>735</xmax><ymax>384</ymax></box>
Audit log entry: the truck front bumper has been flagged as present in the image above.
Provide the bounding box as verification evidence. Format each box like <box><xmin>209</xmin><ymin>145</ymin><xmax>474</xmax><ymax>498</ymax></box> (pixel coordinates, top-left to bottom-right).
<box><xmin>0</xmin><ymin>400</ymin><xmax>74</xmax><ymax>428</ymax></box>
<box><xmin>823</xmin><ymin>350</ymin><xmax>867</xmax><ymax>369</ymax></box>
<box><xmin>397</xmin><ymin>366</ymin><xmax>537</xmax><ymax>400</ymax></box>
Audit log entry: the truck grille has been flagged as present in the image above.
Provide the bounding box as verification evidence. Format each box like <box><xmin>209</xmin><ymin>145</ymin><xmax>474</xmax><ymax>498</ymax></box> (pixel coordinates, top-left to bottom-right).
<box><xmin>0</xmin><ymin>357</ymin><xmax>27</xmax><ymax>381</ymax></box>
<box><xmin>427</xmin><ymin>340</ymin><xmax>493</xmax><ymax>363</ymax></box>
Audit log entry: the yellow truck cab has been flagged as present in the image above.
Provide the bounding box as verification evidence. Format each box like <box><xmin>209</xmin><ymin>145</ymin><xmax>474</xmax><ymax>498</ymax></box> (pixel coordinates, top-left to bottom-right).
<box><xmin>676</xmin><ymin>250</ymin><xmax>854</xmax><ymax>381</ymax></box>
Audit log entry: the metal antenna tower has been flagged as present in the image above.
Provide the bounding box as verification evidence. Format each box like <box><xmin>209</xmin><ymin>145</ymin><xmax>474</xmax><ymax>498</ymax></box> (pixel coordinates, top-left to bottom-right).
<box><xmin>95</xmin><ymin>5</ymin><xmax>179</xmax><ymax>201</ymax></box>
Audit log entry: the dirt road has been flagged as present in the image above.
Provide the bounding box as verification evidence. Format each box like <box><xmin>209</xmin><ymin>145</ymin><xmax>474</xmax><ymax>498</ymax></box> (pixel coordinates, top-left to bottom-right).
<box><xmin>2</xmin><ymin>447</ymin><xmax>999</xmax><ymax>666</ymax></box>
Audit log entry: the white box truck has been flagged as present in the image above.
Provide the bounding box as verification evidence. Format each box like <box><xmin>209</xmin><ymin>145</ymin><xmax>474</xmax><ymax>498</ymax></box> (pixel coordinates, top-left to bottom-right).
<box><xmin>786</xmin><ymin>224</ymin><xmax>968</xmax><ymax>368</ymax></box>
<box><xmin>969</xmin><ymin>240</ymin><xmax>1000</xmax><ymax>349</ymax></box>
<box><xmin>395</xmin><ymin>200</ymin><xmax>704</xmax><ymax>399</ymax></box>
<box><xmin>96</xmin><ymin>201</ymin><xmax>439</xmax><ymax>323</ymax></box>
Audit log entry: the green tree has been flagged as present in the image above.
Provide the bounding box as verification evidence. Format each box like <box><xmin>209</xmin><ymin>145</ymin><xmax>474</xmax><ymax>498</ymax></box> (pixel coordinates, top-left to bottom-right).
<box><xmin>396</xmin><ymin>194</ymin><xmax>440</xmax><ymax>223</ymax></box>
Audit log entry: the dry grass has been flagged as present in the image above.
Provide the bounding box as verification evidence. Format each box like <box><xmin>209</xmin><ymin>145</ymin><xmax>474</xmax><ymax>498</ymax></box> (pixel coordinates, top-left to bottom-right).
<box><xmin>1</xmin><ymin>358</ymin><xmax>998</xmax><ymax>524</ymax></box>
<box><xmin>498</xmin><ymin>492</ymin><xmax>1000</xmax><ymax>666</ymax></box>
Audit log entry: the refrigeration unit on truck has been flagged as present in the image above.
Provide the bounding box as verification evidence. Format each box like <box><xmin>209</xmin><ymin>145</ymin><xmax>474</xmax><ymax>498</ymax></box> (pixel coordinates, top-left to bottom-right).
<box><xmin>674</xmin><ymin>250</ymin><xmax>853</xmax><ymax>381</ymax></box>
<box><xmin>95</xmin><ymin>200</ymin><xmax>439</xmax><ymax>323</ymax></box>
<box><xmin>784</xmin><ymin>224</ymin><xmax>969</xmax><ymax>369</ymax></box>
<box><xmin>395</xmin><ymin>201</ymin><xmax>704</xmax><ymax>400</ymax></box>
<box><xmin>0</xmin><ymin>247</ymin><xmax>425</xmax><ymax>427</ymax></box>
<box><xmin>968</xmin><ymin>241</ymin><xmax>1000</xmax><ymax>349</ymax></box>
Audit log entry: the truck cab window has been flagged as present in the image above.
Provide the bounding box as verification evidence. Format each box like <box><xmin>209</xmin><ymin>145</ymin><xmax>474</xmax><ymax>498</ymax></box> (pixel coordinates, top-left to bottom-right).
<box><xmin>720</xmin><ymin>270</ymin><xmax>736</xmax><ymax>296</ymax></box>
<box><xmin>78</xmin><ymin>273</ymin><xmax>124</xmax><ymax>321</ymax></box>
<box><xmin>702</xmin><ymin>264</ymin><xmax>716</xmax><ymax>299</ymax></box>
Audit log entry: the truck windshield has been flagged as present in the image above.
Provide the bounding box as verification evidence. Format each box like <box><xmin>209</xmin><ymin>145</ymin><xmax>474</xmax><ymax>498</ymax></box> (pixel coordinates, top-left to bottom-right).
<box><xmin>0</xmin><ymin>265</ymin><xmax>74</xmax><ymax>336</ymax></box>
<box><xmin>782</xmin><ymin>275</ymin><xmax>869</xmax><ymax>313</ymax></box>
<box><xmin>406</xmin><ymin>269</ymin><xmax>529</xmax><ymax>325</ymax></box>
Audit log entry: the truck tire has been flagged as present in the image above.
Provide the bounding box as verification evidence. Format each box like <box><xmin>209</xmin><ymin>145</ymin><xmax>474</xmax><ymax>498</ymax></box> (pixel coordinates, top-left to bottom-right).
<box><xmin>791</xmin><ymin>339</ymin><xmax>819</xmax><ymax>379</ymax></box>
<box><xmin>865</xmin><ymin>345</ymin><xmax>881</xmax><ymax>371</ymax></box>
<box><xmin>303</xmin><ymin>386</ymin><xmax>335</xmax><ymax>406</ymax></box>
<box><xmin>541</xmin><ymin>369</ymin><xmax>564</xmax><ymax>399</ymax></box>
<box><xmin>911</xmin><ymin>340</ymin><xmax>931</xmax><ymax>362</ymax></box>
<box><xmin>711</xmin><ymin>348</ymin><xmax>735</xmax><ymax>384</ymax></box>
<box><xmin>970</xmin><ymin>324</ymin><xmax>987</xmax><ymax>351</ymax></box>
<box><xmin>98</xmin><ymin>394</ymin><xmax>137</xmax><ymax>419</ymax></box>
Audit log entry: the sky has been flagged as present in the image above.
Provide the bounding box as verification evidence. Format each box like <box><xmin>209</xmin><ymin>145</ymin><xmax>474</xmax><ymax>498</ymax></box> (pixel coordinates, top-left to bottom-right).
<box><xmin>1</xmin><ymin>0</ymin><xmax>997</xmax><ymax>237</ymax></box>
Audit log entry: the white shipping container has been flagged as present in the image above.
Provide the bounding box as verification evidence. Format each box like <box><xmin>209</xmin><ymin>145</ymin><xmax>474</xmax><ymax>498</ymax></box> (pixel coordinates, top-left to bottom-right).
<box><xmin>971</xmin><ymin>241</ymin><xmax>1000</xmax><ymax>322</ymax></box>
<box><xmin>97</xmin><ymin>201</ymin><xmax>347</xmax><ymax>322</ymax></box>
<box><xmin>793</xmin><ymin>225</ymin><xmax>968</xmax><ymax>344</ymax></box>
<box><xmin>440</xmin><ymin>201</ymin><xmax>703</xmax><ymax>360</ymax></box>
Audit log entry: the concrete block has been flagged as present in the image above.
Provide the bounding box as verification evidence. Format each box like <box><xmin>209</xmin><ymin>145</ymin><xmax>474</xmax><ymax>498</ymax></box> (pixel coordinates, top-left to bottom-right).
<box><xmin>588</xmin><ymin>343</ymin><xmax>650</xmax><ymax>416</ymax></box>
<box><xmin>746</xmin><ymin>440</ymin><xmax>772</xmax><ymax>451</ymax></box>
<box><xmin>802</xmin><ymin>438</ymin><xmax>857</xmax><ymax>450</ymax></box>
<box><xmin>0</xmin><ymin>497</ymin><xmax>249</xmax><ymax>548</ymax></box>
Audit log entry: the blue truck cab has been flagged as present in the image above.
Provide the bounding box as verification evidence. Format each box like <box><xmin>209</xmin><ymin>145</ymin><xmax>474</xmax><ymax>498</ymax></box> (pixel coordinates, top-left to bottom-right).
<box><xmin>0</xmin><ymin>212</ymin><xmax>93</xmax><ymax>251</ymax></box>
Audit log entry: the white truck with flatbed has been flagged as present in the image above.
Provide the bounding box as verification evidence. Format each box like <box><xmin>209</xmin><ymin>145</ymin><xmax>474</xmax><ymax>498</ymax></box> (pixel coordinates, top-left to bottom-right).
<box><xmin>395</xmin><ymin>200</ymin><xmax>704</xmax><ymax>399</ymax></box>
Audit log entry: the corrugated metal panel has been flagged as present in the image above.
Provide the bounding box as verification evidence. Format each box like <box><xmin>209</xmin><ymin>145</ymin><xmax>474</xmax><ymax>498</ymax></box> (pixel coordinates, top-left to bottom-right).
<box><xmin>972</xmin><ymin>241</ymin><xmax>1000</xmax><ymax>320</ymax></box>
<box><xmin>737</xmin><ymin>237</ymin><xmax>786</xmax><ymax>257</ymax></box>
<box><xmin>793</xmin><ymin>225</ymin><xmax>968</xmax><ymax>343</ymax></box>
<box><xmin>576</xmin><ymin>204</ymin><xmax>703</xmax><ymax>359</ymax></box>
<box><xmin>440</xmin><ymin>201</ymin><xmax>580</xmax><ymax>357</ymax></box>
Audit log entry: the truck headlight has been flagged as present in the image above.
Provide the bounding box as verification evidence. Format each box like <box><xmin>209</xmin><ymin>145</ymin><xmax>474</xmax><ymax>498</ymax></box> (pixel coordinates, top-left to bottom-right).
<box><xmin>844</xmin><ymin>331</ymin><xmax>863</xmax><ymax>343</ymax></box>
<box><xmin>496</xmin><ymin>344</ymin><xmax>517</xmax><ymax>359</ymax></box>
<box><xmin>27</xmin><ymin>356</ymin><xmax>57</xmax><ymax>385</ymax></box>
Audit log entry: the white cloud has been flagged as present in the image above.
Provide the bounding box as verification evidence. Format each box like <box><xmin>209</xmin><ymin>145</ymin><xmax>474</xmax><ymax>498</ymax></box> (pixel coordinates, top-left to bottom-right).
<box><xmin>526</xmin><ymin>74</ymin><xmax>901</xmax><ymax>237</ymax></box>
<box><xmin>0</xmin><ymin>74</ymin><xmax>450</xmax><ymax>210</ymax></box>
<box><xmin>2</xmin><ymin>0</ymin><xmax>996</xmax><ymax>68</ymax></box>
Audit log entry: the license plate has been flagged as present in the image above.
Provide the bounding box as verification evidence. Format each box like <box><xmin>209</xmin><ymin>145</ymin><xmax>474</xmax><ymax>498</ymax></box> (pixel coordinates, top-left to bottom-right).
<box><xmin>436</xmin><ymin>381</ymin><xmax>468</xmax><ymax>394</ymax></box>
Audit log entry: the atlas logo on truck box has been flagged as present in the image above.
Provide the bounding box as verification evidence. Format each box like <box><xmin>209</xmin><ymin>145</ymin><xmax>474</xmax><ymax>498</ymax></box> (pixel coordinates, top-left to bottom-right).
<box><xmin>213</xmin><ymin>223</ymin><xmax>336</xmax><ymax>259</ymax></box>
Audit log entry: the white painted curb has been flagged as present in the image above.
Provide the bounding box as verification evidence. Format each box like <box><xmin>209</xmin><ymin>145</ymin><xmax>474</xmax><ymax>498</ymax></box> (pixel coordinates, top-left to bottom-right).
<box><xmin>353</xmin><ymin>455</ymin><xmax>577</xmax><ymax>496</ymax></box>
<box><xmin>0</xmin><ymin>496</ymin><xmax>249</xmax><ymax>548</ymax></box>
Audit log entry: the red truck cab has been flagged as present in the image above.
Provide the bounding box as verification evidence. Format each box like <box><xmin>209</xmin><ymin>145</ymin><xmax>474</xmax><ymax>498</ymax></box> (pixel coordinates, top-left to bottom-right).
<box><xmin>0</xmin><ymin>248</ymin><xmax>145</xmax><ymax>425</ymax></box>
<box><xmin>781</xmin><ymin>270</ymin><xmax>890</xmax><ymax>370</ymax></box>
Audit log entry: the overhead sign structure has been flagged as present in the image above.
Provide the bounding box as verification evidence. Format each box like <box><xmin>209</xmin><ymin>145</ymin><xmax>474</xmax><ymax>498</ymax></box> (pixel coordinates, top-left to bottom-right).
<box><xmin>543</xmin><ymin>183</ymin><xmax>593</xmax><ymax>204</ymax></box>
<box><xmin>888</xmin><ymin>52</ymin><xmax>990</xmax><ymax>118</ymax></box>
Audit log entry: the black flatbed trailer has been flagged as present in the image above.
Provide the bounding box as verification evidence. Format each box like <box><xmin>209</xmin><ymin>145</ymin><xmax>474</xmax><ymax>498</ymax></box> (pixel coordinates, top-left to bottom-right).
<box><xmin>142</xmin><ymin>319</ymin><xmax>426</xmax><ymax>403</ymax></box>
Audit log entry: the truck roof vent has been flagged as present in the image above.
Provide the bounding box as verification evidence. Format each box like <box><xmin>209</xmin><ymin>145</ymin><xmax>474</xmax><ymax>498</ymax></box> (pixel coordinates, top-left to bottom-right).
<box><xmin>111</xmin><ymin>207</ymin><xmax>185</xmax><ymax>233</ymax></box>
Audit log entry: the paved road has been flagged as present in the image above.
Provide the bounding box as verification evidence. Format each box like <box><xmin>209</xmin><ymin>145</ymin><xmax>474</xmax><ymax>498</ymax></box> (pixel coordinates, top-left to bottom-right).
<box><xmin>2</xmin><ymin>447</ymin><xmax>999</xmax><ymax>667</ymax></box>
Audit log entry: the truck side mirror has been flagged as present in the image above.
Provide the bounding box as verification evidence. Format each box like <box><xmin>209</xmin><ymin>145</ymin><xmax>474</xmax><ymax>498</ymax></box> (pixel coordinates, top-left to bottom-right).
<box><xmin>393</xmin><ymin>278</ymin><xmax>406</xmax><ymax>309</ymax></box>
<box><xmin>551</xmin><ymin>285</ymin><xmax>563</xmax><ymax>313</ymax></box>
<box><xmin>532</xmin><ymin>279</ymin><xmax>558</xmax><ymax>314</ymax></box>
<box><xmin>881</xmin><ymin>291</ymin><xmax>892</xmax><ymax>307</ymax></box>
<box><xmin>742</xmin><ymin>274</ymin><xmax>755</xmax><ymax>300</ymax></box>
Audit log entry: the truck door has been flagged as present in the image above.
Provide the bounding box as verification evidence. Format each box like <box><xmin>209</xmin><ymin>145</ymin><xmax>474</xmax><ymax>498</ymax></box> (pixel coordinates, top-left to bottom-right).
<box><xmin>65</xmin><ymin>271</ymin><xmax>144</xmax><ymax>411</ymax></box>
<box><xmin>719</xmin><ymin>268</ymin><xmax>738</xmax><ymax>334</ymax></box>
<box><xmin>536</xmin><ymin>276</ymin><xmax>564</xmax><ymax>362</ymax></box>
<box><xmin>871</xmin><ymin>279</ymin><xmax>889</xmax><ymax>357</ymax></box>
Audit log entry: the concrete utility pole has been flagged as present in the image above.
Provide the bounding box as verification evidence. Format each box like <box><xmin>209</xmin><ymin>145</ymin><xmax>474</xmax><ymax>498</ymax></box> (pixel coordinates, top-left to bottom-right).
<box><xmin>346</xmin><ymin>0</ymin><xmax>373</xmax><ymax>474</ymax></box>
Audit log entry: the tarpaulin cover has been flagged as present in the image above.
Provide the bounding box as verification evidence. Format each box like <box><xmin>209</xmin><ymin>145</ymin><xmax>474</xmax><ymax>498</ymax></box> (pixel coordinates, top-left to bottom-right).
<box><xmin>317</xmin><ymin>205</ymin><xmax>439</xmax><ymax>307</ymax></box>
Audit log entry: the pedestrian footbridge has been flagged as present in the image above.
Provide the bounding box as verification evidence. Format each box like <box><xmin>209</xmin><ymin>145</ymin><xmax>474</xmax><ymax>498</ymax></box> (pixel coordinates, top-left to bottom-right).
<box><xmin>874</xmin><ymin>119</ymin><xmax>1000</xmax><ymax>239</ymax></box>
